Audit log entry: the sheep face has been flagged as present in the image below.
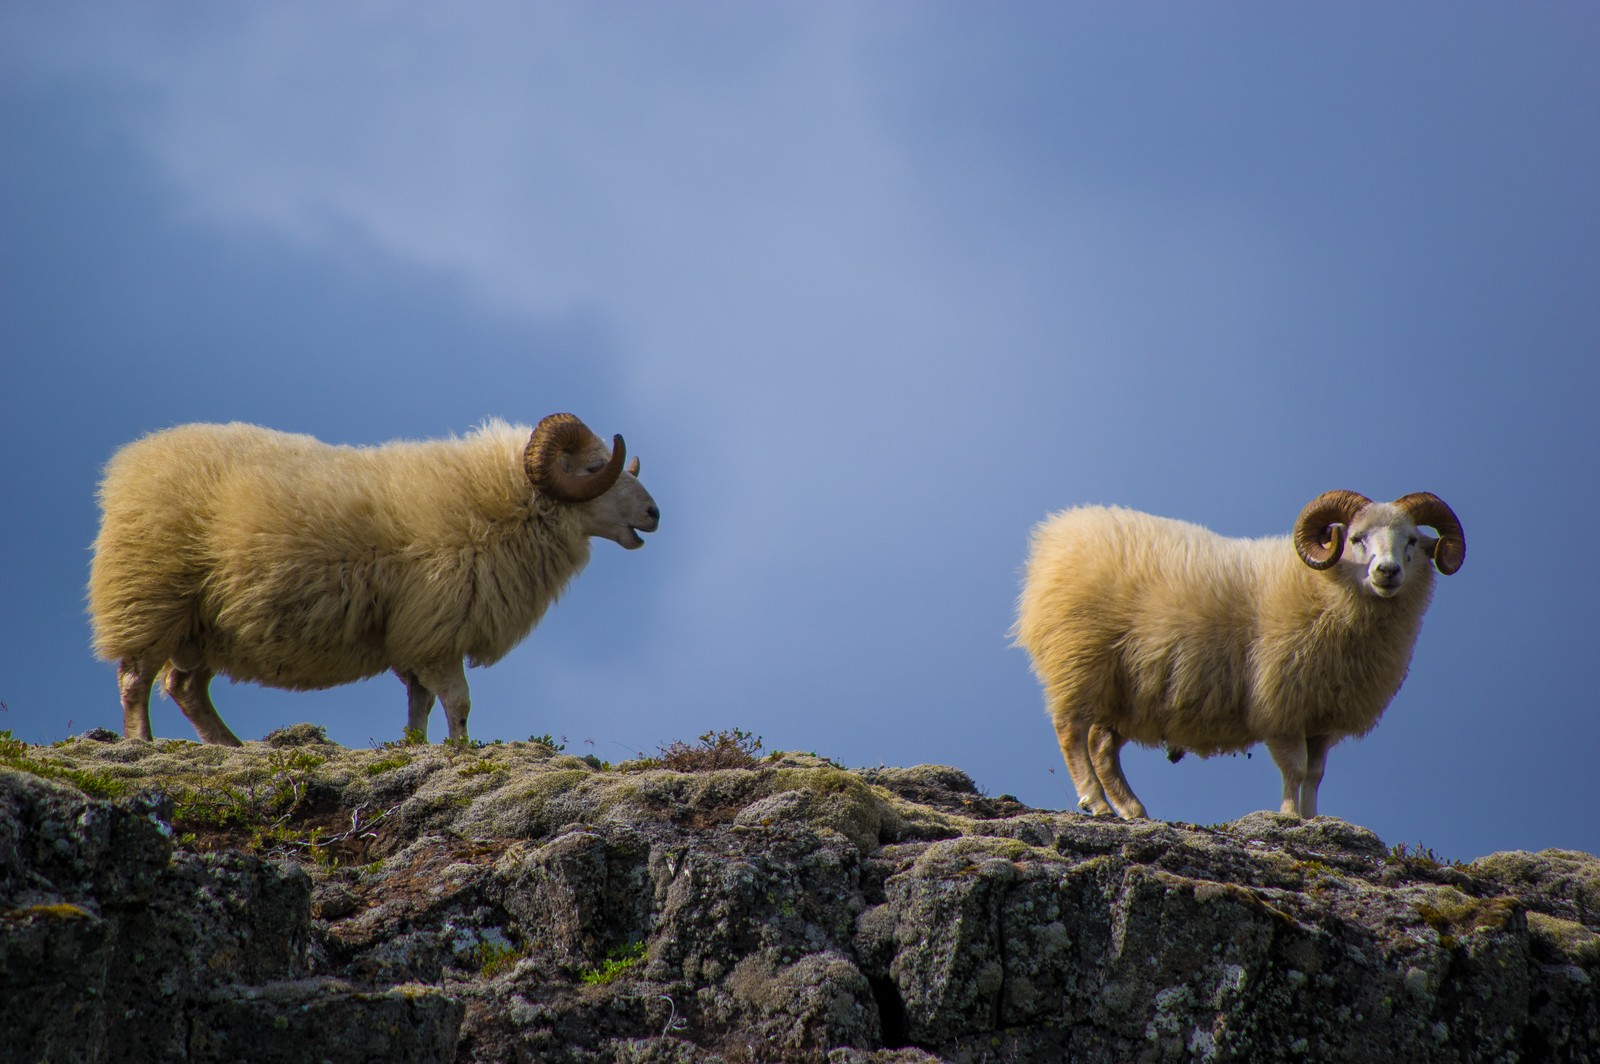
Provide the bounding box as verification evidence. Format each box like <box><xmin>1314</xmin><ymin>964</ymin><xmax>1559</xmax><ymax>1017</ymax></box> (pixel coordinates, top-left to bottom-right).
<box><xmin>576</xmin><ymin>460</ymin><xmax>659</xmax><ymax>550</ymax></box>
<box><xmin>1342</xmin><ymin>503</ymin><xmax>1428</xmax><ymax>599</ymax></box>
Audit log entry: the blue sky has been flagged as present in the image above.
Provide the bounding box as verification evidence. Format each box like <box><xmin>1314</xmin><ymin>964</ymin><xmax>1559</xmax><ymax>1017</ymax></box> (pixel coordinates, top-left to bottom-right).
<box><xmin>3</xmin><ymin>3</ymin><xmax>1596</xmax><ymax>862</ymax></box>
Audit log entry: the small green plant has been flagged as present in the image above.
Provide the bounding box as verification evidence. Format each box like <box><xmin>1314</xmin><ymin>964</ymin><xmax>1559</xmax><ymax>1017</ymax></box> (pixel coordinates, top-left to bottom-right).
<box><xmin>793</xmin><ymin>749</ymin><xmax>845</xmax><ymax>768</ymax></box>
<box><xmin>0</xmin><ymin>730</ymin><xmax>133</xmax><ymax>800</ymax></box>
<box><xmin>364</xmin><ymin>754</ymin><xmax>413</xmax><ymax>776</ymax></box>
<box><xmin>375</xmin><ymin>727</ymin><xmax>429</xmax><ymax>750</ymax></box>
<box><xmin>528</xmin><ymin>733</ymin><xmax>567</xmax><ymax>752</ymax></box>
<box><xmin>580</xmin><ymin>942</ymin><xmax>647</xmax><ymax>986</ymax></box>
<box><xmin>169</xmin><ymin>778</ymin><xmax>299</xmax><ymax>851</ymax></box>
<box><xmin>458</xmin><ymin>758</ymin><xmax>501</xmax><ymax>778</ymax></box>
<box><xmin>165</xmin><ymin>754</ymin><xmax>390</xmax><ymax>864</ymax></box>
<box><xmin>471</xmin><ymin>939</ymin><xmax>527</xmax><ymax>978</ymax></box>
<box><xmin>652</xmin><ymin>729</ymin><xmax>763</xmax><ymax>772</ymax></box>
<box><xmin>300</xmin><ymin>826</ymin><xmax>345</xmax><ymax>869</ymax></box>
<box><xmin>266</xmin><ymin>749</ymin><xmax>327</xmax><ymax>773</ymax></box>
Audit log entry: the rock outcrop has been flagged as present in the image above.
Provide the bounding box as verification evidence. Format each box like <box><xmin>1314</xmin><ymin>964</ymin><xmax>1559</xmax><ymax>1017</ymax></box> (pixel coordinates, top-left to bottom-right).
<box><xmin>3</xmin><ymin>726</ymin><xmax>1597</xmax><ymax>1062</ymax></box>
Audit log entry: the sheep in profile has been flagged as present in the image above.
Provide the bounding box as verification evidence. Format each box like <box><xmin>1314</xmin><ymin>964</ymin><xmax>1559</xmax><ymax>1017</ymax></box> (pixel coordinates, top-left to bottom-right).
<box><xmin>88</xmin><ymin>413</ymin><xmax>659</xmax><ymax>746</ymax></box>
<box><xmin>1013</xmin><ymin>491</ymin><xmax>1464</xmax><ymax>819</ymax></box>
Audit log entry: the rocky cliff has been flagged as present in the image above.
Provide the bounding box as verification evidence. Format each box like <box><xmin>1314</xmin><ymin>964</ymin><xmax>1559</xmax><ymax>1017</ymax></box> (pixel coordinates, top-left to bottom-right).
<box><xmin>3</xmin><ymin>725</ymin><xmax>1597</xmax><ymax>1063</ymax></box>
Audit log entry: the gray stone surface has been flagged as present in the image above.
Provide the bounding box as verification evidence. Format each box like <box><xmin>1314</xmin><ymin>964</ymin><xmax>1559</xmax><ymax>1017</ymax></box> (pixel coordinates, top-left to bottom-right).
<box><xmin>3</xmin><ymin>732</ymin><xmax>1598</xmax><ymax>1062</ymax></box>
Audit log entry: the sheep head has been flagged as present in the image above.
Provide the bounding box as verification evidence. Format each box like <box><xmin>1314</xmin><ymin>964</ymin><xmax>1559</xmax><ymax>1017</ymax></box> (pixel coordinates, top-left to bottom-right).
<box><xmin>1294</xmin><ymin>489</ymin><xmax>1465</xmax><ymax>595</ymax></box>
<box><xmin>525</xmin><ymin>413</ymin><xmax>660</xmax><ymax>549</ymax></box>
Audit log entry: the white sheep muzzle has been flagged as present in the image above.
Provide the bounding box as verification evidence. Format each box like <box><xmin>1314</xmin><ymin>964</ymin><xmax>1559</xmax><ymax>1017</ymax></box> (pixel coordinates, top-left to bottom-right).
<box><xmin>1348</xmin><ymin>512</ymin><xmax>1419</xmax><ymax>598</ymax></box>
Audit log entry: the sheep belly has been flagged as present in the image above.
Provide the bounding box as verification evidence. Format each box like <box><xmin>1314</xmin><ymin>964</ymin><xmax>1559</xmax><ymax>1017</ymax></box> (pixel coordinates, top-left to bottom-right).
<box><xmin>1114</xmin><ymin>626</ymin><xmax>1260</xmax><ymax>756</ymax></box>
<box><xmin>195</xmin><ymin>545</ymin><xmax>558</xmax><ymax>690</ymax></box>
<box><xmin>197</xmin><ymin>552</ymin><xmax>399</xmax><ymax>688</ymax></box>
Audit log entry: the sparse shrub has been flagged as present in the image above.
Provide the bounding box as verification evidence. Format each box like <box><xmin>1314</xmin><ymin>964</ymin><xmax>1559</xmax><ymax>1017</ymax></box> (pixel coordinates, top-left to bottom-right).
<box><xmin>528</xmin><ymin>733</ymin><xmax>567</xmax><ymax>752</ymax></box>
<box><xmin>264</xmin><ymin>723</ymin><xmax>332</xmax><ymax>748</ymax></box>
<box><xmin>653</xmin><ymin>728</ymin><xmax>763</xmax><ymax>772</ymax></box>
<box><xmin>1388</xmin><ymin>841</ymin><xmax>1463</xmax><ymax>873</ymax></box>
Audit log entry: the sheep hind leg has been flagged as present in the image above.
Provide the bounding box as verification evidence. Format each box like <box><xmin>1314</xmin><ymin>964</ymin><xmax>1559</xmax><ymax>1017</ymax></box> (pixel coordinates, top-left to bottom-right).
<box><xmin>1052</xmin><ymin>709</ymin><xmax>1113</xmax><ymax>816</ymax></box>
<box><xmin>414</xmin><ymin>662</ymin><xmax>472</xmax><ymax>743</ymax></box>
<box><xmin>1265</xmin><ymin>736</ymin><xmax>1309</xmax><ymax>817</ymax></box>
<box><xmin>396</xmin><ymin>670</ymin><xmax>437</xmax><ymax>741</ymax></box>
<box><xmin>118</xmin><ymin>659</ymin><xmax>156</xmax><ymax>741</ymax></box>
<box><xmin>164</xmin><ymin>666</ymin><xmax>243</xmax><ymax>747</ymax></box>
<box><xmin>1088</xmin><ymin>724</ymin><xmax>1147</xmax><ymax>819</ymax></box>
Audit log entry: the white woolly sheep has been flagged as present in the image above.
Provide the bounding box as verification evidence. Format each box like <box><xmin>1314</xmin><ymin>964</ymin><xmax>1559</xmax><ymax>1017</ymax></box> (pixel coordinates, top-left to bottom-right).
<box><xmin>88</xmin><ymin>413</ymin><xmax>659</xmax><ymax>746</ymax></box>
<box><xmin>1013</xmin><ymin>491</ymin><xmax>1464</xmax><ymax>819</ymax></box>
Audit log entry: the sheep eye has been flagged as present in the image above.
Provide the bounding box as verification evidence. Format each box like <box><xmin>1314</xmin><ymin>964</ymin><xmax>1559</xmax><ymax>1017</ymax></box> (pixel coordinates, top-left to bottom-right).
<box><xmin>1407</xmin><ymin>536</ymin><xmax>1418</xmax><ymax>546</ymax></box>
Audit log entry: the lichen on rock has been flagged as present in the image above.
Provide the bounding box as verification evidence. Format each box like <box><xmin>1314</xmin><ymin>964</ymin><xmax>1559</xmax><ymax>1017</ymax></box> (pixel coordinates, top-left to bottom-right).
<box><xmin>3</xmin><ymin>729</ymin><xmax>1598</xmax><ymax>1062</ymax></box>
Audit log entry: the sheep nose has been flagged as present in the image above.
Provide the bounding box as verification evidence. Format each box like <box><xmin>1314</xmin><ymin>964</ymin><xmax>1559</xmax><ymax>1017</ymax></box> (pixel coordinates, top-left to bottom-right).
<box><xmin>647</xmin><ymin>505</ymin><xmax>660</xmax><ymax>522</ymax></box>
<box><xmin>1375</xmin><ymin>562</ymin><xmax>1400</xmax><ymax>579</ymax></box>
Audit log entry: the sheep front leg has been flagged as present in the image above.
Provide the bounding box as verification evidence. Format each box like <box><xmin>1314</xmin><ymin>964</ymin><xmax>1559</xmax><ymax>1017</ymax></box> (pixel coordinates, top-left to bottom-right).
<box><xmin>1298</xmin><ymin>734</ymin><xmax>1334</xmax><ymax>818</ymax></box>
<box><xmin>1052</xmin><ymin>710</ymin><xmax>1114</xmax><ymax>816</ymax></box>
<box><xmin>414</xmin><ymin>662</ymin><xmax>472</xmax><ymax>743</ymax></box>
<box><xmin>1088</xmin><ymin>724</ymin><xmax>1147</xmax><ymax>819</ymax></box>
<box><xmin>1265</xmin><ymin>735</ymin><xmax>1311</xmax><ymax>817</ymax></box>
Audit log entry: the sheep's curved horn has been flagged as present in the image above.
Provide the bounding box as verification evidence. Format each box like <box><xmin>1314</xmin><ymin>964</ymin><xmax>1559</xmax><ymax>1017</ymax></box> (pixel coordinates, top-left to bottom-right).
<box><xmin>626</xmin><ymin>456</ymin><xmax>640</xmax><ymax>477</ymax></box>
<box><xmin>524</xmin><ymin>413</ymin><xmax>626</xmax><ymax>503</ymax></box>
<box><xmin>1394</xmin><ymin>492</ymin><xmax>1466</xmax><ymax>575</ymax></box>
<box><xmin>1294</xmin><ymin>490</ymin><xmax>1371</xmax><ymax>570</ymax></box>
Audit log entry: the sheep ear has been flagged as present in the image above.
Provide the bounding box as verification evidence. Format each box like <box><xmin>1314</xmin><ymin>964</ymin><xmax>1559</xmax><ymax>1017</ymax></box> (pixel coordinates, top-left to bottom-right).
<box><xmin>626</xmin><ymin>456</ymin><xmax>640</xmax><ymax>477</ymax></box>
<box><xmin>525</xmin><ymin>414</ymin><xmax>626</xmax><ymax>502</ymax></box>
<box><xmin>1294</xmin><ymin>490</ymin><xmax>1368</xmax><ymax>570</ymax></box>
<box><xmin>1296</xmin><ymin>522</ymin><xmax>1347</xmax><ymax>571</ymax></box>
<box><xmin>1418</xmin><ymin>532</ymin><xmax>1463</xmax><ymax>575</ymax></box>
<box><xmin>1394</xmin><ymin>492</ymin><xmax>1464</xmax><ymax>575</ymax></box>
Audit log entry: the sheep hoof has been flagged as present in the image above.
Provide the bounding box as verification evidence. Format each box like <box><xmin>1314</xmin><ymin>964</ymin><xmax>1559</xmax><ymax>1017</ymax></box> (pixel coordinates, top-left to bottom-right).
<box><xmin>1077</xmin><ymin>795</ymin><xmax>1115</xmax><ymax>817</ymax></box>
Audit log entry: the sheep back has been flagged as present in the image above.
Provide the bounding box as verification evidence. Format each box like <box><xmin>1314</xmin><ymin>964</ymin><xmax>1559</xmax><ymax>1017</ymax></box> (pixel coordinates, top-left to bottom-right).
<box><xmin>1015</xmin><ymin>505</ymin><xmax>1435</xmax><ymax>755</ymax></box>
<box><xmin>88</xmin><ymin>421</ymin><xmax>590</xmax><ymax>688</ymax></box>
